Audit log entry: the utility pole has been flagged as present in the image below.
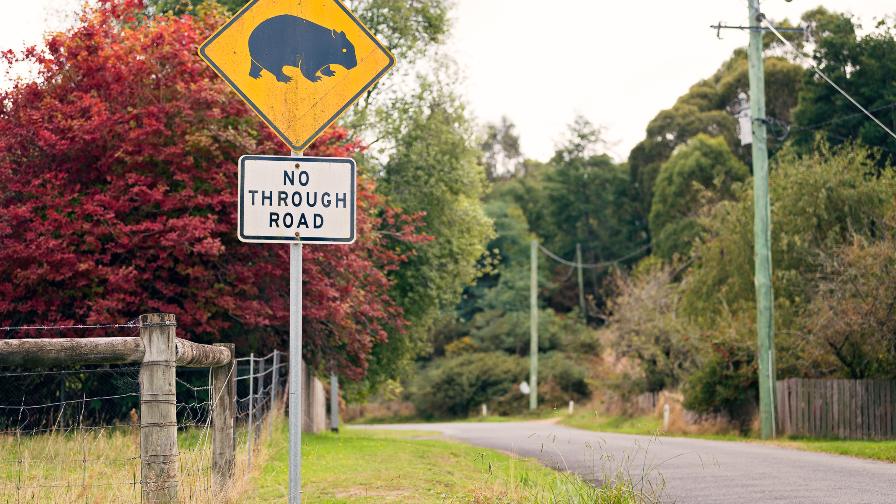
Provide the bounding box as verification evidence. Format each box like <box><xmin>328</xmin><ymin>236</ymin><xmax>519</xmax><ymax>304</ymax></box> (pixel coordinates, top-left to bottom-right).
<box><xmin>576</xmin><ymin>243</ymin><xmax>586</xmax><ymax>320</ymax></box>
<box><xmin>529</xmin><ymin>239</ymin><xmax>538</xmax><ymax>411</ymax></box>
<box><xmin>747</xmin><ymin>0</ymin><xmax>776</xmax><ymax>439</ymax></box>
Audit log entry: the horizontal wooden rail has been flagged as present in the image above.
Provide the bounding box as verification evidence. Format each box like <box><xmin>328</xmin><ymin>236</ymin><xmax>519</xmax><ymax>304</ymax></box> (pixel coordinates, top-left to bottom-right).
<box><xmin>175</xmin><ymin>338</ymin><xmax>231</xmax><ymax>367</ymax></box>
<box><xmin>0</xmin><ymin>337</ymin><xmax>142</xmax><ymax>367</ymax></box>
<box><xmin>0</xmin><ymin>336</ymin><xmax>230</xmax><ymax>368</ymax></box>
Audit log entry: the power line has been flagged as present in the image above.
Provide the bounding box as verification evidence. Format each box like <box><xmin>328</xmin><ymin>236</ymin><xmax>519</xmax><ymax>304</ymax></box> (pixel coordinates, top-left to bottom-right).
<box><xmin>536</xmin><ymin>242</ymin><xmax>650</xmax><ymax>270</ymax></box>
<box><xmin>791</xmin><ymin>102</ymin><xmax>896</xmax><ymax>133</ymax></box>
<box><xmin>762</xmin><ymin>16</ymin><xmax>896</xmax><ymax>144</ymax></box>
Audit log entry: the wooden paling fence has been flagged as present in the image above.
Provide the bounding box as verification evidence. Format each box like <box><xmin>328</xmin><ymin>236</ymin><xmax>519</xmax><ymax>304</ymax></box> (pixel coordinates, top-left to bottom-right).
<box><xmin>776</xmin><ymin>378</ymin><xmax>896</xmax><ymax>440</ymax></box>
<box><xmin>635</xmin><ymin>391</ymin><xmax>660</xmax><ymax>414</ymax></box>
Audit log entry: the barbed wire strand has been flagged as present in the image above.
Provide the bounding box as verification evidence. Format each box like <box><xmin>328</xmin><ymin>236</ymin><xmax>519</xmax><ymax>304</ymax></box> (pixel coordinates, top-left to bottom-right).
<box><xmin>0</xmin><ymin>319</ymin><xmax>141</xmax><ymax>332</ymax></box>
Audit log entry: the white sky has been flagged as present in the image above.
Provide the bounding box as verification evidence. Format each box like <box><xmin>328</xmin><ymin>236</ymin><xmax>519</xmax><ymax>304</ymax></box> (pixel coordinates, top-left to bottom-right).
<box><xmin>1</xmin><ymin>1</ymin><xmax>893</xmax><ymax>161</ymax></box>
<box><xmin>449</xmin><ymin>0</ymin><xmax>894</xmax><ymax>160</ymax></box>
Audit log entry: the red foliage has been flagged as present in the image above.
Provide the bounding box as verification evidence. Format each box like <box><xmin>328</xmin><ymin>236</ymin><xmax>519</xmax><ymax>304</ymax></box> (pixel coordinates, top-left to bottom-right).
<box><xmin>0</xmin><ymin>0</ymin><xmax>426</xmax><ymax>380</ymax></box>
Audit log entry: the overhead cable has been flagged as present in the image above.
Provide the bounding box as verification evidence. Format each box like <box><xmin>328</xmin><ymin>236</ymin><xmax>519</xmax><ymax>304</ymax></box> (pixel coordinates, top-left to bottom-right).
<box><xmin>536</xmin><ymin>242</ymin><xmax>650</xmax><ymax>269</ymax></box>
<box><xmin>762</xmin><ymin>15</ymin><xmax>896</xmax><ymax>144</ymax></box>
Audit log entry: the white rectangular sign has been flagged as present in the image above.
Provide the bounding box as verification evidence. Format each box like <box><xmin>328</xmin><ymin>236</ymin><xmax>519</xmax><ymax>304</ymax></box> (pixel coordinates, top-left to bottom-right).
<box><xmin>238</xmin><ymin>155</ymin><xmax>356</xmax><ymax>244</ymax></box>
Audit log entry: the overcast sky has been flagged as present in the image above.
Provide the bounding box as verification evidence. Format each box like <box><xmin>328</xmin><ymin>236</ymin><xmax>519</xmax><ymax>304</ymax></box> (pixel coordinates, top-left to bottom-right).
<box><xmin>2</xmin><ymin>1</ymin><xmax>893</xmax><ymax>161</ymax></box>
<box><xmin>450</xmin><ymin>0</ymin><xmax>893</xmax><ymax>160</ymax></box>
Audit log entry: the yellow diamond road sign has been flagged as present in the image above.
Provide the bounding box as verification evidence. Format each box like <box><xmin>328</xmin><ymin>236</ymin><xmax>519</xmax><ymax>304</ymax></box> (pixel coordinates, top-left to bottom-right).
<box><xmin>199</xmin><ymin>0</ymin><xmax>395</xmax><ymax>151</ymax></box>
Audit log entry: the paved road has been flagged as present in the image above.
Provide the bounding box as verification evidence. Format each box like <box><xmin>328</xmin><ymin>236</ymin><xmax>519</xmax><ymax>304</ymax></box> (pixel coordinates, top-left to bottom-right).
<box><xmin>358</xmin><ymin>421</ymin><xmax>896</xmax><ymax>503</ymax></box>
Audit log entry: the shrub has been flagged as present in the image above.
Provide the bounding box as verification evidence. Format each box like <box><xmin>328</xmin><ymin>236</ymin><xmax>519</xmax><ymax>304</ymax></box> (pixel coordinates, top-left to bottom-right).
<box><xmin>678</xmin><ymin>144</ymin><xmax>896</xmax><ymax>421</ymax></box>
<box><xmin>606</xmin><ymin>262</ymin><xmax>694</xmax><ymax>393</ymax></box>
<box><xmin>409</xmin><ymin>352</ymin><xmax>527</xmax><ymax>418</ymax></box>
<box><xmin>538</xmin><ymin>353</ymin><xmax>591</xmax><ymax>407</ymax></box>
<box><xmin>409</xmin><ymin>351</ymin><xmax>592</xmax><ymax>418</ymax></box>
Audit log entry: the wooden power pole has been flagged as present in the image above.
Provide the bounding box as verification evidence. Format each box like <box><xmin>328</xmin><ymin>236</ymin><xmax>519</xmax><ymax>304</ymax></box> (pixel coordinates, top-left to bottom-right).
<box><xmin>576</xmin><ymin>243</ymin><xmax>586</xmax><ymax>320</ymax></box>
<box><xmin>529</xmin><ymin>240</ymin><xmax>538</xmax><ymax>411</ymax></box>
<box><xmin>748</xmin><ymin>0</ymin><xmax>776</xmax><ymax>439</ymax></box>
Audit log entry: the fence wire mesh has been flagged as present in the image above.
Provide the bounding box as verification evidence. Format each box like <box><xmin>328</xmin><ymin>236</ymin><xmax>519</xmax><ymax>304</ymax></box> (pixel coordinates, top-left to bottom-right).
<box><xmin>0</xmin><ymin>321</ymin><xmax>286</xmax><ymax>503</ymax></box>
<box><xmin>235</xmin><ymin>352</ymin><xmax>286</xmax><ymax>472</ymax></box>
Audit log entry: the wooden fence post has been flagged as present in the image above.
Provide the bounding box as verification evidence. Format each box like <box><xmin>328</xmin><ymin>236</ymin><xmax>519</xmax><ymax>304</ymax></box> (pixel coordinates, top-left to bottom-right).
<box><xmin>139</xmin><ymin>313</ymin><xmax>178</xmax><ymax>503</ymax></box>
<box><xmin>211</xmin><ymin>343</ymin><xmax>236</xmax><ymax>495</ymax></box>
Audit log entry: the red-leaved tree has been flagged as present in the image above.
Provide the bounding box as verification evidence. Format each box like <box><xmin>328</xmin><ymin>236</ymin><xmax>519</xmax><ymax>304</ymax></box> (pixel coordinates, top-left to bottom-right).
<box><xmin>0</xmin><ymin>0</ymin><xmax>426</xmax><ymax>380</ymax></box>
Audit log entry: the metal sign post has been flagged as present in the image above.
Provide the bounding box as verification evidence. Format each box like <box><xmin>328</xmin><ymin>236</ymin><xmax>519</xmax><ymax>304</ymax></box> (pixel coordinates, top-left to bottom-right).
<box><xmin>200</xmin><ymin>2</ymin><xmax>395</xmax><ymax>501</ymax></box>
<box><xmin>289</xmin><ymin>238</ymin><xmax>302</xmax><ymax>503</ymax></box>
<box><xmin>236</xmin><ymin>154</ymin><xmax>356</xmax><ymax>504</ymax></box>
<box><xmin>288</xmin><ymin>149</ymin><xmax>303</xmax><ymax>504</ymax></box>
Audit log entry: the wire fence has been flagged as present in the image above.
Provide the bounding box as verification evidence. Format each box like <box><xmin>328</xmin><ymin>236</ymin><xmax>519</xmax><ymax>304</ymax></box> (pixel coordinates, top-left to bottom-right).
<box><xmin>0</xmin><ymin>319</ymin><xmax>287</xmax><ymax>503</ymax></box>
<box><xmin>0</xmin><ymin>323</ymin><xmax>143</xmax><ymax>503</ymax></box>
<box><xmin>235</xmin><ymin>351</ymin><xmax>287</xmax><ymax>471</ymax></box>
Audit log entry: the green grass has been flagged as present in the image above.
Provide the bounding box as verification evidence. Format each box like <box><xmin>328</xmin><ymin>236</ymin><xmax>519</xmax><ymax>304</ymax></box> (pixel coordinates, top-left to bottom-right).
<box><xmin>563</xmin><ymin>413</ymin><xmax>663</xmax><ymax>436</ymax></box>
<box><xmin>347</xmin><ymin>409</ymin><xmax>564</xmax><ymax>426</ymax></box>
<box><xmin>777</xmin><ymin>439</ymin><xmax>896</xmax><ymax>463</ymax></box>
<box><xmin>561</xmin><ymin>411</ymin><xmax>896</xmax><ymax>463</ymax></box>
<box><xmin>249</xmin><ymin>420</ymin><xmax>653</xmax><ymax>503</ymax></box>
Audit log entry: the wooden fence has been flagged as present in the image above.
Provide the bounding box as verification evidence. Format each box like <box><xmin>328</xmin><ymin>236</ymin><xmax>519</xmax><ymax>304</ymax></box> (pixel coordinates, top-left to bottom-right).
<box><xmin>634</xmin><ymin>391</ymin><xmax>660</xmax><ymax>414</ymax></box>
<box><xmin>0</xmin><ymin>312</ymin><xmax>325</xmax><ymax>503</ymax></box>
<box><xmin>775</xmin><ymin>378</ymin><xmax>896</xmax><ymax>439</ymax></box>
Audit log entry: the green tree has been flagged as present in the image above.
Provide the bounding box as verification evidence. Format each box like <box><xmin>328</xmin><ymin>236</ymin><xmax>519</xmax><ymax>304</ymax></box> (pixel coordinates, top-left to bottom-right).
<box><xmin>801</xmin><ymin>226</ymin><xmax>896</xmax><ymax>379</ymax></box>
<box><xmin>628</xmin><ymin>51</ymin><xmax>802</xmax><ymax>230</ymax></box>
<box><xmin>649</xmin><ymin>134</ymin><xmax>749</xmax><ymax>261</ymax></box>
<box><xmin>147</xmin><ymin>0</ymin><xmax>450</xmax><ymax>63</ymax></box>
<box><xmin>536</xmin><ymin>118</ymin><xmax>643</xmax><ymax>315</ymax></box>
<box><xmin>679</xmin><ymin>144</ymin><xmax>896</xmax><ymax>415</ymax></box>
<box><xmin>455</xmin><ymin>199</ymin><xmax>531</xmax><ymax>323</ymax></box>
<box><xmin>379</xmin><ymin>81</ymin><xmax>494</xmax><ymax>353</ymax></box>
<box><xmin>791</xmin><ymin>9</ymin><xmax>896</xmax><ymax>164</ymax></box>
<box><xmin>481</xmin><ymin>116</ymin><xmax>523</xmax><ymax>180</ymax></box>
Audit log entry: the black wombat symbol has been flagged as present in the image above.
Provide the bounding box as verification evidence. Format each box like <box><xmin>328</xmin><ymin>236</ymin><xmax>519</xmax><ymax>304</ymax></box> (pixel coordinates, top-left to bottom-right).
<box><xmin>248</xmin><ymin>15</ymin><xmax>358</xmax><ymax>84</ymax></box>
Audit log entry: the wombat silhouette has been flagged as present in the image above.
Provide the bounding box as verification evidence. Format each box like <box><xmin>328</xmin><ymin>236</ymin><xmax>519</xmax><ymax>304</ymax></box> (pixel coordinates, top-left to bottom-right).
<box><xmin>248</xmin><ymin>15</ymin><xmax>358</xmax><ymax>84</ymax></box>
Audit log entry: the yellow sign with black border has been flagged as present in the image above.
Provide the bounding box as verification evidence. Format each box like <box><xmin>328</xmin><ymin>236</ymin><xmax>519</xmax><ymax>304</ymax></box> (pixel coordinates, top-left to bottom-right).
<box><xmin>199</xmin><ymin>0</ymin><xmax>395</xmax><ymax>151</ymax></box>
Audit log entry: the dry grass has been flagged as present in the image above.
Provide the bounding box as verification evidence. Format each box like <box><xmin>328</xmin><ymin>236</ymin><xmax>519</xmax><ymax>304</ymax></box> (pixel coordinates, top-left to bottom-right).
<box><xmin>0</xmin><ymin>414</ymin><xmax>276</xmax><ymax>504</ymax></box>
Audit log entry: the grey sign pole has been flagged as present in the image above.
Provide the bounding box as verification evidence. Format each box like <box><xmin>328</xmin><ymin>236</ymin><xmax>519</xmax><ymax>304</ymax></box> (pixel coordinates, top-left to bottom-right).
<box><xmin>289</xmin><ymin>241</ymin><xmax>302</xmax><ymax>503</ymax></box>
<box><xmin>289</xmin><ymin>152</ymin><xmax>304</xmax><ymax>504</ymax></box>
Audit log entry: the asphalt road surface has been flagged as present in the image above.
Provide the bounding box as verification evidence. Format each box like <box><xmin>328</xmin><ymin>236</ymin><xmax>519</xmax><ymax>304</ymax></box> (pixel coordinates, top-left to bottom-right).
<box><xmin>358</xmin><ymin>421</ymin><xmax>896</xmax><ymax>503</ymax></box>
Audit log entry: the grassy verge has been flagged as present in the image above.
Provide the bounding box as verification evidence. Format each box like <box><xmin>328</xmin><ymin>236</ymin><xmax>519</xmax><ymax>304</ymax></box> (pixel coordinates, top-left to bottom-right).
<box><xmin>347</xmin><ymin>409</ymin><xmax>566</xmax><ymax>426</ymax></box>
<box><xmin>560</xmin><ymin>412</ymin><xmax>896</xmax><ymax>462</ymax></box>
<box><xmin>563</xmin><ymin>413</ymin><xmax>662</xmax><ymax>436</ymax></box>
<box><xmin>775</xmin><ymin>439</ymin><xmax>896</xmax><ymax>463</ymax></box>
<box><xmin>0</xmin><ymin>424</ymin><xmax>242</xmax><ymax>503</ymax></box>
<box><xmin>249</xmin><ymin>421</ymin><xmax>653</xmax><ymax>503</ymax></box>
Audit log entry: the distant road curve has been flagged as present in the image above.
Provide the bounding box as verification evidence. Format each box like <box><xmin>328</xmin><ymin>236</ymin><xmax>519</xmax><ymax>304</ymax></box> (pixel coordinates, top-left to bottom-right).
<box><xmin>357</xmin><ymin>420</ymin><xmax>896</xmax><ymax>503</ymax></box>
